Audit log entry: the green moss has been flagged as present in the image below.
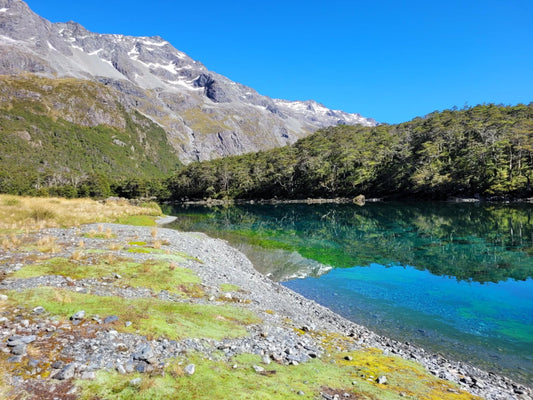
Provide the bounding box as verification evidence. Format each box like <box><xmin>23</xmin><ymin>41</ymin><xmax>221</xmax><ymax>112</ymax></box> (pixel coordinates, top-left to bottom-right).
<box><xmin>76</xmin><ymin>350</ymin><xmax>479</xmax><ymax>400</ymax></box>
<box><xmin>10</xmin><ymin>258</ymin><xmax>202</xmax><ymax>297</ymax></box>
<box><xmin>220</xmin><ymin>284</ymin><xmax>240</xmax><ymax>292</ymax></box>
<box><xmin>128</xmin><ymin>241</ymin><xmax>147</xmax><ymax>246</ymax></box>
<box><xmin>83</xmin><ymin>233</ymin><xmax>117</xmax><ymax>239</ymax></box>
<box><xmin>7</xmin><ymin>288</ymin><xmax>259</xmax><ymax>340</ymax></box>
<box><xmin>115</xmin><ymin>216</ymin><xmax>158</xmax><ymax>226</ymax></box>
<box><xmin>126</xmin><ymin>248</ymin><xmax>152</xmax><ymax>254</ymax></box>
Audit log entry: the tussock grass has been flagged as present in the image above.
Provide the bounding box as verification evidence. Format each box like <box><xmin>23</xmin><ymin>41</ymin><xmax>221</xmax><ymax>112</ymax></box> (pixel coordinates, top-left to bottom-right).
<box><xmin>69</xmin><ymin>250</ymin><xmax>84</xmax><ymax>262</ymax></box>
<box><xmin>36</xmin><ymin>236</ymin><xmax>60</xmax><ymax>253</ymax></box>
<box><xmin>0</xmin><ymin>195</ymin><xmax>162</xmax><ymax>234</ymax></box>
<box><xmin>29</xmin><ymin>207</ymin><xmax>57</xmax><ymax>221</ymax></box>
<box><xmin>108</xmin><ymin>243</ymin><xmax>123</xmax><ymax>251</ymax></box>
<box><xmin>1</xmin><ymin>233</ymin><xmax>24</xmax><ymax>251</ymax></box>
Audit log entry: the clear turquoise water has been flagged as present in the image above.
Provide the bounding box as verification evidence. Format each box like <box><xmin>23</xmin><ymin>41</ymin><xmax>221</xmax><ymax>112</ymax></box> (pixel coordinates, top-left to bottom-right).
<box><xmin>165</xmin><ymin>202</ymin><xmax>533</xmax><ymax>385</ymax></box>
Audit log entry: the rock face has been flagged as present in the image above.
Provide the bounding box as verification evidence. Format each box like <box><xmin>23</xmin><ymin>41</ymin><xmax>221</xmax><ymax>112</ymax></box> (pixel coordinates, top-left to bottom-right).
<box><xmin>0</xmin><ymin>0</ymin><xmax>376</xmax><ymax>163</ymax></box>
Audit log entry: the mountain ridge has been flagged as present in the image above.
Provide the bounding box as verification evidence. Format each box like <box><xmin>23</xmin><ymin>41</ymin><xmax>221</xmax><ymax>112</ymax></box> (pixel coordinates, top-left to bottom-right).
<box><xmin>0</xmin><ymin>0</ymin><xmax>376</xmax><ymax>163</ymax></box>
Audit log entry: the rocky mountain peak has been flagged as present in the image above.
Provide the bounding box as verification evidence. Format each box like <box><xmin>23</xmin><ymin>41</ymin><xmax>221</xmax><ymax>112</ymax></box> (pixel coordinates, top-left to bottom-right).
<box><xmin>0</xmin><ymin>0</ymin><xmax>377</xmax><ymax>162</ymax></box>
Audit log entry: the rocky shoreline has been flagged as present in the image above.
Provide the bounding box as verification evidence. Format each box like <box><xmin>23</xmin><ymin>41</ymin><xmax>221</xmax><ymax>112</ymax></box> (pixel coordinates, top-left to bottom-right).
<box><xmin>0</xmin><ymin>221</ymin><xmax>531</xmax><ymax>399</ymax></box>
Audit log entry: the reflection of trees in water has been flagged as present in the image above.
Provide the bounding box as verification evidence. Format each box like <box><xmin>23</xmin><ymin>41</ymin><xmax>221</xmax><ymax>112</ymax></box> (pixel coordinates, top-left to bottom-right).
<box><xmin>168</xmin><ymin>203</ymin><xmax>533</xmax><ymax>283</ymax></box>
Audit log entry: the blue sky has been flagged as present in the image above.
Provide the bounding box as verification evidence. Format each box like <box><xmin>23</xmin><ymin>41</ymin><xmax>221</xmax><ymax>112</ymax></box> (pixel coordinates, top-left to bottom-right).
<box><xmin>25</xmin><ymin>0</ymin><xmax>533</xmax><ymax>124</ymax></box>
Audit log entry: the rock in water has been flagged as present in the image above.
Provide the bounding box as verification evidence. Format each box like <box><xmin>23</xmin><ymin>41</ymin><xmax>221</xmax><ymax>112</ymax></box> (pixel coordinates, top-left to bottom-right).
<box><xmin>353</xmin><ymin>194</ymin><xmax>365</xmax><ymax>206</ymax></box>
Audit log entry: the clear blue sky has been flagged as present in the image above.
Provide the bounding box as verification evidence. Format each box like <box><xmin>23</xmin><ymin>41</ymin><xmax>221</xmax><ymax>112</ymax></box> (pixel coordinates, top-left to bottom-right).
<box><xmin>25</xmin><ymin>0</ymin><xmax>533</xmax><ymax>123</ymax></box>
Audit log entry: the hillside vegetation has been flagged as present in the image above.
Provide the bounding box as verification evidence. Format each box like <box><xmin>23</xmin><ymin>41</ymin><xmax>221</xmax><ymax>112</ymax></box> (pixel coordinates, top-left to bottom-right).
<box><xmin>166</xmin><ymin>103</ymin><xmax>533</xmax><ymax>201</ymax></box>
<box><xmin>1</xmin><ymin>99</ymin><xmax>532</xmax><ymax>201</ymax></box>
<box><xmin>0</xmin><ymin>75</ymin><xmax>181</xmax><ymax>197</ymax></box>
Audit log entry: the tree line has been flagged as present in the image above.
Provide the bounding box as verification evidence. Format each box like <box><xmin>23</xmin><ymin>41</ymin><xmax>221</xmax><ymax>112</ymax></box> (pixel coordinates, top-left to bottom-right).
<box><xmin>2</xmin><ymin>103</ymin><xmax>532</xmax><ymax>201</ymax></box>
<box><xmin>165</xmin><ymin>103</ymin><xmax>533</xmax><ymax>201</ymax></box>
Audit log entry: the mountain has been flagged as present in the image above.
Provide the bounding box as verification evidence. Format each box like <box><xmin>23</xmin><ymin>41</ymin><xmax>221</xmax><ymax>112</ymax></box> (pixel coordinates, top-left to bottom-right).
<box><xmin>0</xmin><ymin>0</ymin><xmax>376</xmax><ymax>164</ymax></box>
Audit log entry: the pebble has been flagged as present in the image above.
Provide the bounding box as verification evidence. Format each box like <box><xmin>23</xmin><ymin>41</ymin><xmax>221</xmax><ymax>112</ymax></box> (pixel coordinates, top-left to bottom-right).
<box><xmin>11</xmin><ymin>345</ymin><xmax>27</xmax><ymax>355</ymax></box>
<box><xmin>129</xmin><ymin>378</ymin><xmax>142</xmax><ymax>386</ymax></box>
<box><xmin>53</xmin><ymin>363</ymin><xmax>77</xmax><ymax>380</ymax></box>
<box><xmin>184</xmin><ymin>364</ymin><xmax>195</xmax><ymax>376</ymax></box>
<box><xmin>252</xmin><ymin>365</ymin><xmax>265</xmax><ymax>373</ymax></box>
<box><xmin>81</xmin><ymin>371</ymin><xmax>96</xmax><ymax>380</ymax></box>
<box><xmin>104</xmin><ymin>315</ymin><xmax>119</xmax><ymax>324</ymax></box>
<box><xmin>71</xmin><ymin>310</ymin><xmax>86</xmax><ymax>320</ymax></box>
<box><xmin>51</xmin><ymin>361</ymin><xmax>65</xmax><ymax>369</ymax></box>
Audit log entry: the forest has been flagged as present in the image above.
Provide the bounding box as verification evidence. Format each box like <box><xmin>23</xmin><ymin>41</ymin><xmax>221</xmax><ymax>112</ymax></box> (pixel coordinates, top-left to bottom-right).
<box><xmin>1</xmin><ymin>103</ymin><xmax>532</xmax><ymax>201</ymax></box>
<box><xmin>165</xmin><ymin>103</ymin><xmax>533</xmax><ymax>201</ymax></box>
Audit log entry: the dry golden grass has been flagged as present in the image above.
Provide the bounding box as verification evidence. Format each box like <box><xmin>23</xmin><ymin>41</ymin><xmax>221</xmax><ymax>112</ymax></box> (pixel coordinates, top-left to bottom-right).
<box><xmin>70</xmin><ymin>250</ymin><xmax>84</xmax><ymax>262</ymax></box>
<box><xmin>152</xmin><ymin>240</ymin><xmax>163</xmax><ymax>249</ymax></box>
<box><xmin>151</xmin><ymin>228</ymin><xmax>158</xmax><ymax>239</ymax></box>
<box><xmin>37</xmin><ymin>236</ymin><xmax>60</xmax><ymax>253</ymax></box>
<box><xmin>104</xmin><ymin>253</ymin><xmax>116</xmax><ymax>265</ymax></box>
<box><xmin>0</xmin><ymin>195</ymin><xmax>162</xmax><ymax>234</ymax></box>
<box><xmin>108</xmin><ymin>242</ymin><xmax>123</xmax><ymax>251</ymax></box>
<box><xmin>1</xmin><ymin>234</ymin><xmax>25</xmax><ymax>251</ymax></box>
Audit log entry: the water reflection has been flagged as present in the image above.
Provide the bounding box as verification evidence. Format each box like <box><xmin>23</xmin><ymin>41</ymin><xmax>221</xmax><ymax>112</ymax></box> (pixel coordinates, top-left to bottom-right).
<box><xmin>165</xmin><ymin>202</ymin><xmax>533</xmax><ymax>283</ymax></box>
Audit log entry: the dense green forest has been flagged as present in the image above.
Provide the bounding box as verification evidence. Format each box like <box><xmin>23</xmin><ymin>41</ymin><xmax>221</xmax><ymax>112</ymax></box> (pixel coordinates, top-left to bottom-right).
<box><xmin>1</xmin><ymin>102</ymin><xmax>532</xmax><ymax>200</ymax></box>
<box><xmin>166</xmin><ymin>103</ymin><xmax>533</xmax><ymax>201</ymax></box>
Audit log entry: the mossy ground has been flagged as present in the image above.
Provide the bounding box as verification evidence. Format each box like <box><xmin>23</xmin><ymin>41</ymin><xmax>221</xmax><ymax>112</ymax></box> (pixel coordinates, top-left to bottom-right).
<box><xmin>10</xmin><ymin>257</ymin><xmax>203</xmax><ymax>297</ymax></box>
<box><xmin>76</xmin><ymin>349</ymin><xmax>480</xmax><ymax>400</ymax></box>
<box><xmin>220</xmin><ymin>283</ymin><xmax>240</xmax><ymax>292</ymax></box>
<box><xmin>7</xmin><ymin>288</ymin><xmax>258</xmax><ymax>341</ymax></box>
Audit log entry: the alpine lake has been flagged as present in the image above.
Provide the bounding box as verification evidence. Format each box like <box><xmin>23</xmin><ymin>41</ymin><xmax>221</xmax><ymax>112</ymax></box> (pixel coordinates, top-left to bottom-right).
<box><xmin>163</xmin><ymin>201</ymin><xmax>533</xmax><ymax>386</ymax></box>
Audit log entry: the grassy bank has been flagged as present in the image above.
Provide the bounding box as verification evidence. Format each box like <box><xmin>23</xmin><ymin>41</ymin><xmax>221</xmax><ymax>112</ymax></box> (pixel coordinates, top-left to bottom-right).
<box><xmin>0</xmin><ymin>195</ymin><xmax>162</xmax><ymax>234</ymax></box>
